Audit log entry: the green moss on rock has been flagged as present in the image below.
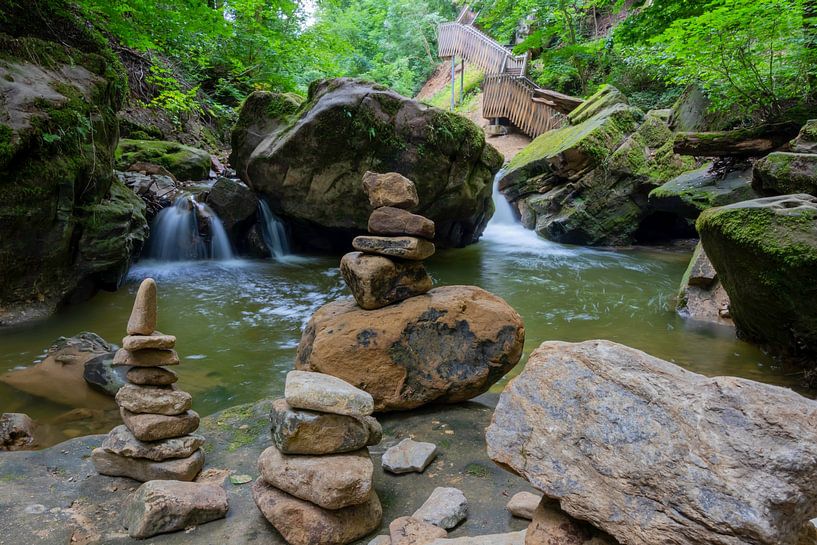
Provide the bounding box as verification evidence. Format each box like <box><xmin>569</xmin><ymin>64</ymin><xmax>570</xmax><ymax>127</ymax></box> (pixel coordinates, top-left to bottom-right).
<box><xmin>116</xmin><ymin>139</ymin><xmax>211</xmax><ymax>181</ymax></box>
<box><xmin>753</xmin><ymin>152</ymin><xmax>817</xmax><ymax>197</ymax></box>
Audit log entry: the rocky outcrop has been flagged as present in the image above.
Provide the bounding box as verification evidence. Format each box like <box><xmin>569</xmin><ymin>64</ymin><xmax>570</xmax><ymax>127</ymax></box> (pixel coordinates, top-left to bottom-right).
<box><xmin>698</xmin><ymin>194</ymin><xmax>817</xmax><ymax>361</ymax></box>
<box><xmin>230</xmin><ymin>78</ymin><xmax>502</xmax><ymax>249</ymax></box>
<box><xmin>499</xmin><ymin>86</ymin><xmax>695</xmax><ymax>245</ymax></box>
<box><xmin>115</xmin><ymin>138</ymin><xmax>211</xmax><ymax>181</ymax></box>
<box><xmin>753</xmin><ymin>152</ymin><xmax>817</xmax><ymax>197</ymax></box>
<box><xmin>0</xmin><ymin>1</ymin><xmax>148</xmax><ymax>325</ymax></box>
<box><xmin>675</xmin><ymin>243</ymin><xmax>732</xmax><ymax>326</ymax></box>
<box><xmin>486</xmin><ymin>339</ymin><xmax>817</xmax><ymax>545</ymax></box>
<box><xmin>204</xmin><ymin>176</ymin><xmax>260</xmax><ymax>250</ymax></box>
<box><xmin>296</xmin><ymin>285</ymin><xmax>525</xmax><ymax>411</ymax></box>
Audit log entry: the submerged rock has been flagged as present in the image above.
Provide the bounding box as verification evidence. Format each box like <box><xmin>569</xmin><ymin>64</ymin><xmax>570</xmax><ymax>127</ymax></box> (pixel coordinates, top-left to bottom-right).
<box><xmin>296</xmin><ymin>286</ymin><xmax>525</xmax><ymax>411</ymax></box>
<box><xmin>116</xmin><ymin>139</ymin><xmax>211</xmax><ymax>181</ymax></box>
<box><xmin>123</xmin><ymin>480</ymin><xmax>228</xmax><ymax>538</ymax></box>
<box><xmin>486</xmin><ymin>339</ymin><xmax>817</xmax><ymax>545</ymax></box>
<box><xmin>230</xmin><ymin>78</ymin><xmax>502</xmax><ymax>249</ymax></box>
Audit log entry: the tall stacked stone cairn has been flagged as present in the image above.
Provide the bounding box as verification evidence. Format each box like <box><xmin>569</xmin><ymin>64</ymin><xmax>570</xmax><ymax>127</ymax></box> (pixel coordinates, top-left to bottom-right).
<box><xmin>91</xmin><ymin>278</ymin><xmax>205</xmax><ymax>481</ymax></box>
<box><xmin>252</xmin><ymin>370</ymin><xmax>383</xmax><ymax>545</ymax></box>
<box><xmin>341</xmin><ymin>171</ymin><xmax>435</xmax><ymax>310</ymax></box>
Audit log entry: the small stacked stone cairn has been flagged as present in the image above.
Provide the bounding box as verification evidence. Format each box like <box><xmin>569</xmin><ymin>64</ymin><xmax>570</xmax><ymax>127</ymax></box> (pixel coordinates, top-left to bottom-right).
<box><xmin>340</xmin><ymin>171</ymin><xmax>435</xmax><ymax>310</ymax></box>
<box><xmin>252</xmin><ymin>370</ymin><xmax>383</xmax><ymax>545</ymax></box>
<box><xmin>92</xmin><ymin>278</ymin><xmax>205</xmax><ymax>482</ymax></box>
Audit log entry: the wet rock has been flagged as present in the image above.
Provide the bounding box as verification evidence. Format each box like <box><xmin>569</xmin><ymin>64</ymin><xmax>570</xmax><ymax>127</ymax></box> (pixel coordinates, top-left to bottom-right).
<box><xmin>428</xmin><ymin>530</ymin><xmax>527</xmax><ymax>545</ymax></box>
<box><xmin>486</xmin><ymin>339</ymin><xmax>817</xmax><ymax>545</ymax></box>
<box><xmin>115</xmin><ymin>384</ymin><xmax>192</xmax><ymax>415</ymax></box>
<box><xmin>270</xmin><ymin>398</ymin><xmax>381</xmax><ymax>455</ymax></box>
<box><xmin>353</xmin><ymin>236</ymin><xmax>435</xmax><ymax>260</ymax></box>
<box><xmin>382</xmin><ymin>439</ymin><xmax>437</xmax><ymax>474</ymax></box>
<box><xmin>252</xmin><ymin>479</ymin><xmax>382</xmax><ymax>545</ymax></box>
<box><xmin>525</xmin><ymin>499</ymin><xmax>616</xmax><ymax>545</ymax></box>
<box><xmin>676</xmin><ymin>243</ymin><xmax>732</xmax><ymax>326</ymax></box>
<box><xmin>368</xmin><ymin>207</ymin><xmax>435</xmax><ymax>239</ymax></box>
<box><xmin>83</xmin><ymin>350</ymin><xmax>128</xmax><ymax>396</ymax></box>
<box><xmin>101</xmin><ymin>425</ymin><xmax>204</xmax><ymax>461</ymax></box>
<box><xmin>123</xmin><ymin>333</ymin><xmax>176</xmax><ymax>351</ymax></box>
<box><xmin>506</xmin><ymin>492</ymin><xmax>540</xmax><ymax>520</ymax></box>
<box><xmin>123</xmin><ymin>480</ymin><xmax>228</xmax><ymax>538</ymax></box>
<box><xmin>113</xmin><ymin>348</ymin><xmax>180</xmax><ymax>367</ymax></box>
<box><xmin>116</xmin><ymin>139</ymin><xmax>211</xmax><ymax>181</ymax></box>
<box><xmin>120</xmin><ymin>409</ymin><xmax>200</xmax><ymax>441</ymax></box>
<box><xmin>649</xmin><ymin>164</ymin><xmax>757</xmax><ymax>220</ymax></box>
<box><xmin>284</xmin><ymin>370</ymin><xmax>374</xmax><ymax>417</ymax></box>
<box><xmin>296</xmin><ymin>286</ymin><xmax>525</xmax><ymax>411</ymax></box>
<box><xmin>753</xmin><ymin>152</ymin><xmax>817</xmax><ymax>197</ymax></box>
<box><xmin>0</xmin><ymin>413</ymin><xmax>36</xmax><ymax>451</ymax></box>
<box><xmin>118</xmin><ymin>170</ymin><xmax>178</xmax><ymax>212</ymax></box>
<box><xmin>91</xmin><ymin>447</ymin><xmax>204</xmax><ymax>482</ymax></box>
<box><xmin>205</xmin><ymin>177</ymin><xmax>259</xmax><ymax>239</ymax></box>
<box><xmin>389</xmin><ymin>516</ymin><xmax>447</xmax><ymax>545</ymax></box>
<box><xmin>126</xmin><ymin>366</ymin><xmax>178</xmax><ymax>386</ymax></box>
<box><xmin>340</xmin><ymin>252</ymin><xmax>432</xmax><ymax>310</ymax></box>
<box><xmin>363</xmin><ymin>172</ymin><xmax>420</xmax><ymax>209</ymax></box>
<box><xmin>413</xmin><ymin>487</ymin><xmax>467</xmax><ymax>529</ymax></box>
<box><xmin>127</xmin><ymin>278</ymin><xmax>157</xmax><ymax>335</ymax></box>
<box><xmin>257</xmin><ymin>445</ymin><xmax>374</xmax><ymax>509</ymax></box>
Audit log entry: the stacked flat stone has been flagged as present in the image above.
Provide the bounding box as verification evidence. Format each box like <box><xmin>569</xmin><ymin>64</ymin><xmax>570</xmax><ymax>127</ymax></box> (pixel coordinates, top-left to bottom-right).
<box><xmin>91</xmin><ymin>278</ymin><xmax>204</xmax><ymax>482</ymax></box>
<box><xmin>252</xmin><ymin>370</ymin><xmax>383</xmax><ymax>545</ymax></box>
<box><xmin>341</xmin><ymin>171</ymin><xmax>436</xmax><ymax>310</ymax></box>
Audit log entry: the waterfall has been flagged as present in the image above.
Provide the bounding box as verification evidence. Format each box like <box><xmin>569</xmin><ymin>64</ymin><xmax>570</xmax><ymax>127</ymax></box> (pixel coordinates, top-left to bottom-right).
<box><xmin>148</xmin><ymin>196</ymin><xmax>234</xmax><ymax>261</ymax></box>
<box><xmin>258</xmin><ymin>199</ymin><xmax>290</xmax><ymax>258</ymax></box>
<box><xmin>482</xmin><ymin>171</ymin><xmax>556</xmax><ymax>251</ymax></box>
<box><xmin>490</xmin><ymin>171</ymin><xmax>517</xmax><ymax>225</ymax></box>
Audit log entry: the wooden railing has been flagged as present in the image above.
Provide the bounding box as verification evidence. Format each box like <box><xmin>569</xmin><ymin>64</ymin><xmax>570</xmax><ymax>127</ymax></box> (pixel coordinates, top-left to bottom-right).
<box><xmin>483</xmin><ymin>74</ymin><xmax>564</xmax><ymax>137</ymax></box>
<box><xmin>437</xmin><ymin>23</ymin><xmax>526</xmax><ymax>75</ymax></box>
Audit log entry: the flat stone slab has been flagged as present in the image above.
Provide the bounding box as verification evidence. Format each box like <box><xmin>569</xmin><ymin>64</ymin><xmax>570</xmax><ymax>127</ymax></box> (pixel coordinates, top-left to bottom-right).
<box><xmin>127</xmin><ymin>366</ymin><xmax>178</xmax><ymax>386</ymax></box>
<box><xmin>121</xmin><ymin>408</ymin><xmax>200</xmax><ymax>441</ymax></box>
<box><xmin>101</xmin><ymin>425</ymin><xmax>204</xmax><ymax>461</ymax></box>
<box><xmin>340</xmin><ymin>251</ymin><xmax>432</xmax><ymax>310</ymax></box>
<box><xmin>123</xmin><ymin>480</ymin><xmax>228</xmax><ymax>538</ymax></box>
<box><xmin>116</xmin><ymin>384</ymin><xmax>192</xmax><ymax>415</ymax></box>
<box><xmin>368</xmin><ymin>207</ymin><xmax>435</xmax><ymax>239</ymax></box>
<box><xmin>285</xmin><ymin>370</ymin><xmax>374</xmax><ymax>416</ymax></box>
<box><xmin>389</xmin><ymin>516</ymin><xmax>446</xmax><ymax>545</ymax></box>
<box><xmin>382</xmin><ymin>438</ymin><xmax>437</xmax><ymax>474</ymax></box>
<box><xmin>92</xmin><ymin>448</ymin><xmax>204</xmax><ymax>482</ymax></box>
<box><xmin>352</xmin><ymin>236</ymin><xmax>435</xmax><ymax>261</ymax></box>
<box><xmin>123</xmin><ymin>333</ymin><xmax>176</xmax><ymax>351</ymax></box>
<box><xmin>113</xmin><ymin>348</ymin><xmax>180</xmax><ymax>367</ymax></box>
<box><xmin>413</xmin><ymin>487</ymin><xmax>467</xmax><ymax>529</ymax></box>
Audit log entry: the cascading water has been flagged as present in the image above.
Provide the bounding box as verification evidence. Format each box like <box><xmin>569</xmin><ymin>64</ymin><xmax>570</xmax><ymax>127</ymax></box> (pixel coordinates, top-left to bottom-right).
<box><xmin>258</xmin><ymin>199</ymin><xmax>291</xmax><ymax>258</ymax></box>
<box><xmin>482</xmin><ymin>171</ymin><xmax>557</xmax><ymax>251</ymax></box>
<box><xmin>148</xmin><ymin>196</ymin><xmax>235</xmax><ymax>261</ymax></box>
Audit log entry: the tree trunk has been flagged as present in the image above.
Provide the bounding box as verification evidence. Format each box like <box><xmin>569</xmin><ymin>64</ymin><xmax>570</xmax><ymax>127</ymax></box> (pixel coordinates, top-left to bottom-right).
<box><xmin>673</xmin><ymin>122</ymin><xmax>801</xmax><ymax>157</ymax></box>
<box><xmin>532</xmin><ymin>88</ymin><xmax>584</xmax><ymax>115</ymax></box>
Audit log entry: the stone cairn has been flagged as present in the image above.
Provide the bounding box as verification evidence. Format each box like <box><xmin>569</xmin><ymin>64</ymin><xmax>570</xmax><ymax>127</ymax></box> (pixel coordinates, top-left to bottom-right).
<box><xmin>252</xmin><ymin>370</ymin><xmax>383</xmax><ymax>545</ymax></box>
<box><xmin>340</xmin><ymin>171</ymin><xmax>435</xmax><ymax>310</ymax></box>
<box><xmin>92</xmin><ymin>278</ymin><xmax>205</xmax><ymax>482</ymax></box>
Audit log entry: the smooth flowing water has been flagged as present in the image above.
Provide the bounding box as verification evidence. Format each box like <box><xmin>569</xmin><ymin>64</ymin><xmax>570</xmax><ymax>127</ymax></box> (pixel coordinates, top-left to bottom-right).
<box><xmin>258</xmin><ymin>199</ymin><xmax>291</xmax><ymax>258</ymax></box>
<box><xmin>0</xmin><ymin>184</ymin><xmax>803</xmax><ymax>446</ymax></box>
<box><xmin>149</xmin><ymin>196</ymin><xmax>235</xmax><ymax>261</ymax></box>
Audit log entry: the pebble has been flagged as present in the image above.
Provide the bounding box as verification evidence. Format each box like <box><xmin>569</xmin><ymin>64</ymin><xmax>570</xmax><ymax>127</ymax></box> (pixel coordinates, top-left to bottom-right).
<box><xmin>413</xmin><ymin>487</ymin><xmax>468</xmax><ymax>529</ymax></box>
<box><xmin>506</xmin><ymin>491</ymin><xmax>541</xmax><ymax>520</ymax></box>
<box><xmin>382</xmin><ymin>438</ymin><xmax>438</xmax><ymax>474</ymax></box>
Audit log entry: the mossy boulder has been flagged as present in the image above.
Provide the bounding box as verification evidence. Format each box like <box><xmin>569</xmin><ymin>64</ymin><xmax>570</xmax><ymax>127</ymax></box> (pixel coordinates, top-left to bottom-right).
<box><xmin>0</xmin><ymin>0</ymin><xmax>147</xmax><ymax>325</ymax></box>
<box><xmin>698</xmin><ymin>194</ymin><xmax>817</xmax><ymax>362</ymax></box>
<box><xmin>791</xmin><ymin>120</ymin><xmax>817</xmax><ymax>153</ymax></box>
<box><xmin>753</xmin><ymin>152</ymin><xmax>817</xmax><ymax>197</ymax></box>
<box><xmin>230</xmin><ymin>78</ymin><xmax>502</xmax><ymax>249</ymax></box>
<box><xmin>650</xmin><ymin>164</ymin><xmax>758</xmax><ymax>220</ymax></box>
<box><xmin>116</xmin><ymin>139</ymin><xmax>211</xmax><ymax>181</ymax></box>
<box><xmin>567</xmin><ymin>84</ymin><xmax>629</xmax><ymax>125</ymax></box>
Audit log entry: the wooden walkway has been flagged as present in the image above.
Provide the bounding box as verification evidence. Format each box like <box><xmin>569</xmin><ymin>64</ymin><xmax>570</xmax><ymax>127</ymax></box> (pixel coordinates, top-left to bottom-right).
<box><xmin>437</xmin><ymin>9</ymin><xmax>576</xmax><ymax>138</ymax></box>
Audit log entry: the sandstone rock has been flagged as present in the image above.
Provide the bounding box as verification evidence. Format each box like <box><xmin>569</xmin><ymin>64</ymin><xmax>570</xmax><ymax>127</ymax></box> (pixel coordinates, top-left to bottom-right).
<box><xmin>126</xmin><ymin>366</ymin><xmax>178</xmax><ymax>386</ymax></box>
<box><xmin>428</xmin><ymin>531</ymin><xmax>526</xmax><ymax>545</ymax></box>
<box><xmin>285</xmin><ymin>370</ymin><xmax>374</xmax><ymax>416</ymax></box>
<box><xmin>363</xmin><ymin>172</ymin><xmax>420</xmax><ymax>209</ymax></box>
<box><xmin>676</xmin><ymin>243</ymin><xmax>732</xmax><ymax>326</ymax></box>
<box><xmin>413</xmin><ymin>487</ymin><xmax>467</xmax><ymax>529</ymax></box>
<box><xmin>525</xmin><ymin>499</ymin><xmax>615</xmax><ymax>545</ymax></box>
<box><xmin>340</xmin><ymin>252</ymin><xmax>432</xmax><ymax>310</ymax></box>
<box><xmin>753</xmin><ymin>152</ymin><xmax>817</xmax><ymax>197</ymax></box>
<box><xmin>0</xmin><ymin>413</ymin><xmax>36</xmax><ymax>451</ymax></box>
<box><xmin>389</xmin><ymin>516</ymin><xmax>447</xmax><ymax>545</ymax></box>
<box><xmin>113</xmin><ymin>348</ymin><xmax>180</xmax><ymax>367</ymax></box>
<box><xmin>101</xmin><ymin>425</ymin><xmax>204</xmax><ymax>461</ymax></box>
<box><xmin>382</xmin><ymin>439</ymin><xmax>437</xmax><ymax>474</ymax></box>
<box><xmin>121</xmin><ymin>408</ymin><xmax>200</xmax><ymax>441</ymax></box>
<box><xmin>270</xmin><ymin>398</ymin><xmax>381</xmax><ymax>455</ymax></box>
<box><xmin>123</xmin><ymin>480</ymin><xmax>228</xmax><ymax>538</ymax></box>
<box><xmin>257</xmin><ymin>445</ymin><xmax>373</xmax><ymax>509</ymax></box>
<box><xmin>368</xmin><ymin>207</ymin><xmax>435</xmax><ymax>239</ymax></box>
<box><xmin>486</xmin><ymin>339</ymin><xmax>817</xmax><ymax>545</ymax></box>
<box><xmin>296</xmin><ymin>286</ymin><xmax>525</xmax><ymax>411</ymax></box>
<box><xmin>252</xmin><ymin>479</ymin><xmax>382</xmax><ymax>545</ymax></box>
<box><xmin>567</xmin><ymin>84</ymin><xmax>629</xmax><ymax>125</ymax></box>
<box><xmin>353</xmin><ymin>236</ymin><xmax>435</xmax><ymax>261</ymax></box>
<box><xmin>122</xmin><ymin>333</ymin><xmax>176</xmax><ymax>351</ymax></box>
<box><xmin>698</xmin><ymin>195</ymin><xmax>817</xmax><ymax>359</ymax></box>
<box><xmin>127</xmin><ymin>278</ymin><xmax>157</xmax><ymax>335</ymax></box>
<box><xmin>506</xmin><ymin>492</ymin><xmax>540</xmax><ymax>520</ymax></box>
<box><xmin>115</xmin><ymin>384</ymin><xmax>192</xmax><ymax>416</ymax></box>
<box><xmin>91</xmin><ymin>447</ymin><xmax>204</xmax><ymax>482</ymax></box>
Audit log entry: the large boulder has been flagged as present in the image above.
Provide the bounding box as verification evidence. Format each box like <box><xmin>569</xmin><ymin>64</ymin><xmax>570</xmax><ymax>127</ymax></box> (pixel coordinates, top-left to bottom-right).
<box><xmin>295</xmin><ymin>286</ymin><xmax>525</xmax><ymax>411</ymax></box>
<box><xmin>205</xmin><ymin>176</ymin><xmax>260</xmax><ymax>251</ymax></box>
<box><xmin>486</xmin><ymin>339</ymin><xmax>817</xmax><ymax>545</ymax></box>
<box><xmin>230</xmin><ymin>78</ymin><xmax>502</xmax><ymax>249</ymax></box>
<box><xmin>115</xmin><ymin>139</ymin><xmax>211</xmax><ymax>181</ymax></box>
<box><xmin>698</xmin><ymin>194</ymin><xmax>817</xmax><ymax>361</ymax></box>
<box><xmin>649</xmin><ymin>164</ymin><xmax>757</xmax><ymax>220</ymax></box>
<box><xmin>0</xmin><ymin>1</ymin><xmax>148</xmax><ymax>325</ymax></box>
<box><xmin>753</xmin><ymin>152</ymin><xmax>817</xmax><ymax>197</ymax></box>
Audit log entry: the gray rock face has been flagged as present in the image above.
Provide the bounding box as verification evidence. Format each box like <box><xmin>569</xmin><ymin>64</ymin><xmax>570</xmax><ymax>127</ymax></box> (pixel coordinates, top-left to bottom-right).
<box><xmin>382</xmin><ymin>439</ymin><xmax>437</xmax><ymax>474</ymax></box>
<box><xmin>123</xmin><ymin>480</ymin><xmax>228</xmax><ymax>538</ymax></box>
<box><xmin>101</xmin><ymin>425</ymin><xmax>204</xmax><ymax>461</ymax></box>
<box><xmin>91</xmin><ymin>447</ymin><xmax>204</xmax><ymax>482</ymax></box>
<box><xmin>285</xmin><ymin>370</ymin><xmax>374</xmax><ymax>416</ymax></box>
<box><xmin>115</xmin><ymin>384</ymin><xmax>192</xmax><ymax>415</ymax></box>
<box><xmin>120</xmin><ymin>408</ymin><xmax>200</xmax><ymax>441</ymax></box>
<box><xmin>205</xmin><ymin>177</ymin><xmax>259</xmax><ymax>239</ymax></box>
<box><xmin>486</xmin><ymin>339</ymin><xmax>817</xmax><ymax>545</ymax></box>
<box><xmin>270</xmin><ymin>398</ymin><xmax>381</xmax><ymax>455</ymax></box>
<box><xmin>413</xmin><ymin>487</ymin><xmax>468</xmax><ymax>529</ymax></box>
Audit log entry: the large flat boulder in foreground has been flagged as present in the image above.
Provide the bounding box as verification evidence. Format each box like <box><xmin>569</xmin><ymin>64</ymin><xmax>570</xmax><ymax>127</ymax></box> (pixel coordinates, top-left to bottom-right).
<box><xmin>486</xmin><ymin>340</ymin><xmax>817</xmax><ymax>545</ymax></box>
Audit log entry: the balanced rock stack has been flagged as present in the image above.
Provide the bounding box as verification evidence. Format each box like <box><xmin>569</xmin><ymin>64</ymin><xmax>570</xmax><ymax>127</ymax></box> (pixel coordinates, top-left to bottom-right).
<box><xmin>252</xmin><ymin>370</ymin><xmax>383</xmax><ymax>545</ymax></box>
<box><xmin>92</xmin><ymin>278</ymin><xmax>204</xmax><ymax>482</ymax></box>
<box><xmin>341</xmin><ymin>171</ymin><xmax>435</xmax><ymax>310</ymax></box>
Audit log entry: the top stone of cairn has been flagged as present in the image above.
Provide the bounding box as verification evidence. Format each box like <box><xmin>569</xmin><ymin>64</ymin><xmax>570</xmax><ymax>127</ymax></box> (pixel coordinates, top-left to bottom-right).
<box><xmin>284</xmin><ymin>370</ymin><xmax>374</xmax><ymax>416</ymax></box>
<box><xmin>127</xmin><ymin>278</ymin><xmax>157</xmax><ymax>335</ymax></box>
<box><xmin>362</xmin><ymin>171</ymin><xmax>419</xmax><ymax>210</ymax></box>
